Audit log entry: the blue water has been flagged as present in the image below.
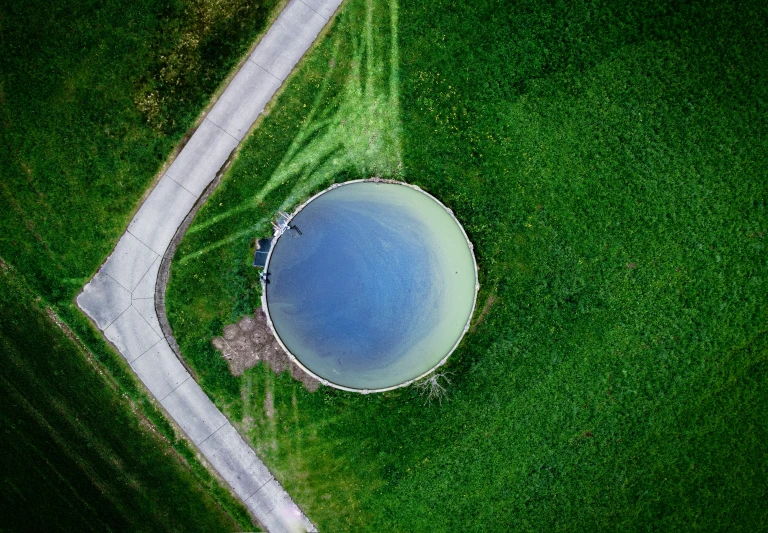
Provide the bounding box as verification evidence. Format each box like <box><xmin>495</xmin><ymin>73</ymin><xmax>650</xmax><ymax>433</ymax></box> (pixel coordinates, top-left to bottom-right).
<box><xmin>265</xmin><ymin>183</ymin><xmax>475</xmax><ymax>389</ymax></box>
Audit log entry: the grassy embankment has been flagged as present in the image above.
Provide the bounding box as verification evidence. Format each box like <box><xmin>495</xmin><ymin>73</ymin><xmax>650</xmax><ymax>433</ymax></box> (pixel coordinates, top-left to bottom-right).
<box><xmin>0</xmin><ymin>0</ymin><xmax>284</xmax><ymax>528</ymax></box>
<box><xmin>169</xmin><ymin>0</ymin><xmax>768</xmax><ymax>530</ymax></box>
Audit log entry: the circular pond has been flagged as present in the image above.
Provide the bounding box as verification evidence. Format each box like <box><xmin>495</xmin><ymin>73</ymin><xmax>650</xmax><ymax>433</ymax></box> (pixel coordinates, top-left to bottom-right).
<box><xmin>262</xmin><ymin>180</ymin><xmax>477</xmax><ymax>391</ymax></box>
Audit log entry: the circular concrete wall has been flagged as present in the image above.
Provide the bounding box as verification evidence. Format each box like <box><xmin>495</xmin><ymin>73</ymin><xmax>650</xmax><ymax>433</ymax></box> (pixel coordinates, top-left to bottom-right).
<box><xmin>262</xmin><ymin>180</ymin><xmax>478</xmax><ymax>392</ymax></box>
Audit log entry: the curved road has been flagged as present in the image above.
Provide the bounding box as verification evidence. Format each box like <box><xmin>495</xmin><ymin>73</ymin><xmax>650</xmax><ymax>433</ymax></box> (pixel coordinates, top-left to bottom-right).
<box><xmin>77</xmin><ymin>1</ymin><xmax>343</xmax><ymax>531</ymax></box>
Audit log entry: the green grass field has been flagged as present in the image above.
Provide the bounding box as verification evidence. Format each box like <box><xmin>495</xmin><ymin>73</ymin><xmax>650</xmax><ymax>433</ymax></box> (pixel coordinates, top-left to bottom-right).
<box><xmin>0</xmin><ymin>0</ymin><xmax>285</xmax><ymax>528</ymax></box>
<box><xmin>167</xmin><ymin>0</ymin><xmax>768</xmax><ymax>530</ymax></box>
<box><xmin>0</xmin><ymin>263</ymin><xmax>256</xmax><ymax>531</ymax></box>
<box><xmin>0</xmin><ymin>0</ymin><xmax>280</xmax><ymax>302</ymax></box>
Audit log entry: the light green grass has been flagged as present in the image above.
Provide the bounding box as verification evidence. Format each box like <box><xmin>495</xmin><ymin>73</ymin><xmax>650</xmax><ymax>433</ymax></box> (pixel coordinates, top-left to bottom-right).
<box><xmin>178</xmin><ymin>0</ymin><xmax>403</xmax><ymax>267</ymax></box>
<box><xmin>170</xmin><ymin>0</ymin><xmax>768</xmax><ymax>530</ymax></box>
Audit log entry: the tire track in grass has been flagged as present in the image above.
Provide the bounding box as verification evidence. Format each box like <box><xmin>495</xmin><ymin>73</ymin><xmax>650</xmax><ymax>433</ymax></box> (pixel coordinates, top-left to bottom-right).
<box><xmin>181</xmin><ymin>0</ymin><xmax>403</xmax><ymax>265</ymax></box>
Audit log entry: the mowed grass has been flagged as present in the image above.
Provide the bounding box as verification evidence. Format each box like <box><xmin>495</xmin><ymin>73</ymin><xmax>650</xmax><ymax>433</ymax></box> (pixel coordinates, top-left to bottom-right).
<box><xmin>0</xmin><ymin>263</ymin><xmax>254</xmax><ymax>531</ymax></box>
<box><xmin>167</xmin><ymin>0</ymin><xmax>403</xmax><ymax>405</ymax></box>
<box><xmin>167</xmin><ymin>0</ymin><xmax>768</xmax><ymax>530</ymax></box>
<box><xmin>0</xmin><ymin>0</ymin><xmax>284</xmax><ymax>528</ymax></box>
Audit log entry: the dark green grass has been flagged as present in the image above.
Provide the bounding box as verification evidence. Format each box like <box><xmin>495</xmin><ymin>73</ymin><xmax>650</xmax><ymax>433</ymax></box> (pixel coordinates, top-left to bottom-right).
<box><xmin>0</xmin><ymin>263</ymin><xmax>255</xmax><ymax>531</ymax></box>
<box><xmin>169</xmin><ymin>0</ymin><xmax>768</xmax><ymax>530</ymax></box>
<box><xmin>0</xmin><ymin>0</ymin><xmax>283</xmax><ymax>527</ymax></box>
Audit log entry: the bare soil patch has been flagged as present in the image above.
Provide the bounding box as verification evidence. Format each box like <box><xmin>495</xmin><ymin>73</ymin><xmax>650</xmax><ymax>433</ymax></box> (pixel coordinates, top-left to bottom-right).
<box><xmin>212</xmin><ymin>308</ymin><xmax>319</xmax><ymax>392</ymax></box>
<box><xmin>471</xmin><ymin>292</ymin><xmax>496</xmax><ymax>332</ymax></box>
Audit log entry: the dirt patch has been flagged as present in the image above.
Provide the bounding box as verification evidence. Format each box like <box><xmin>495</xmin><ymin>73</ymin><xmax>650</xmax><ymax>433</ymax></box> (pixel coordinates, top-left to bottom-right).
<box><xmin>471</xmin><ymin>292</ymin><xmax>496</xmax><ymax>332</ymax></box>
<box><xmin>212</xmin><ymin>308</ymin><xmax>319</xmax><ymax>392</ymax></box>
<box><xmin>264</xmin><ymin>390</ymin><xmax>275</xmax><ymax>418</ymax></box>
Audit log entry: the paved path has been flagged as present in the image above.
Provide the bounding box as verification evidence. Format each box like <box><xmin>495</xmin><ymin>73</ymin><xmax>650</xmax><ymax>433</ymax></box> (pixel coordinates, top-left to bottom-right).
<box><xmin>77</xmin><ymin>1</ymin><xmax>343</xmax><ymax>530</ymax></box>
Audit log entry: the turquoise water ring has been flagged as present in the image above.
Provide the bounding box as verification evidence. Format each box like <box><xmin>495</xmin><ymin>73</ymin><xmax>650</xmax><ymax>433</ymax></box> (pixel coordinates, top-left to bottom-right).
<box><xmin>262</xmin><ymin>180</ymin><xmax>478</xmax><ymax>392</ymax></box>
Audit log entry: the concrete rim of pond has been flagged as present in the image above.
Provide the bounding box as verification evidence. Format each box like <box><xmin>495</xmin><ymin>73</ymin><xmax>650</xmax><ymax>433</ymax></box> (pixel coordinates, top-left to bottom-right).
<box><xmin>260</xmin><ymin>178</ymin><xmax>479</xmax><ymax>394</ymax></box>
